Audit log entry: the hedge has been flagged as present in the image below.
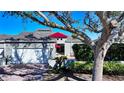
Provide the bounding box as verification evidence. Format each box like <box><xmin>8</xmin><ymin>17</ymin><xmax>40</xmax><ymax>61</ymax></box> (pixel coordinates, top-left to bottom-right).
<box><xmin>72</xmin><ymin>44</ymin><xmax>93</xmax><ymax>61</ymax></box>
<box><xmin>72</xmin><ymin>43</ymin><xmax>124</xmax><ymax>61</ymax></box>
<box><xmin>65</xmin><ymin>61</ymin><xmax>124</xmax><ymax>75</ymax></box>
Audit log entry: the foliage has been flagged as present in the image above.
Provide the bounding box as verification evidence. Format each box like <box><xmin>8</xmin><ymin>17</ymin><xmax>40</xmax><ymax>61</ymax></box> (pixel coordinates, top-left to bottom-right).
<box><xmin>105</xmin><ymin>43</ymin><xmax>124</xmax><ymax>61</ymax></box>
<box><xmin>65</xmin><ymin>61</ymin><xmax>124</xmax><ymax>75</ymax></box>
<box><xmin>103</xmin><ymin>62</ymin><xmax>124</xmax><ymax>75</ymax></box>
<box><xmin>54</xmin><ymin>56</ymin><xmax>67</xmax><ymax>63</ymax></box>
<box><xmin>72</xmin><ymin>44</ymin><xmax>93</xmax><ymax>61</ymax></box>
<box><xmin>53</xmin><ymin>56</ymin><xmax>67</xmax><ymax>70</ymax></box>
<box><xmin>65</xmin><ymin>61</ymin><xmax>93</xmax><ymax>74</ymax></box>
<box><xmin>73</xmin><ymin>44</ymin><xmax>124</xmax><ymax>61</ymax></box>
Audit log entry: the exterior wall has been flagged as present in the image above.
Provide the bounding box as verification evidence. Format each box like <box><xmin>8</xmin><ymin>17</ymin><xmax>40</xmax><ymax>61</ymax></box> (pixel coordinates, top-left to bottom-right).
<box><xmin>0</xmin><ymin>38</ymin><xmax>82</xmax><ymax>65</ymax></box>
<box><xmin>0</xmin><ymin>42</ymin><xmax>56</xmax><ymax>65</ymax></box>
<box><xmin>64</xmin><ymin>42</ymin><xmax>74</xmax><ymax>57</ymax></box>
<box><xmin>0</xmin><ymin>32</ymin><xmax>83</xmax><ymax>65</ymax></box>
<box><xmin>56</xmin><ymin>38</ymin><xmax>81</xmax><ymax>57</ymax></box>
<box><xmin>56</xmin><ymin>38</ymin><xmax>66</xmax><ymax>44</ymax></box>
<box><xmin>51</xmin><ymin>43</ymin><xmax>56</xmax><ymax>58</ymax></box>
<box><xmin>4</xmin><ymin>43</ymin><xmax>13</xmax><ymax>65</ymax></box>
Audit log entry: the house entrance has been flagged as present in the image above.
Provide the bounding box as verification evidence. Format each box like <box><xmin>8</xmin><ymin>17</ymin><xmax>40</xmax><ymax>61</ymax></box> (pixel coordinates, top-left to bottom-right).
<box><xmin>56</xmin><ymin>44</ymin><xmax>64</xmax><ymax>55</ymax></box>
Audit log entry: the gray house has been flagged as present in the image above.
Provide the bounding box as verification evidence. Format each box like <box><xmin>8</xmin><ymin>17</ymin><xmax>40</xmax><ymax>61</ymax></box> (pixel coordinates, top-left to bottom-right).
<box><xmin>0</xmin><ymin>29</ymin><xmax>82</xmax><ymax>65</ymax></box>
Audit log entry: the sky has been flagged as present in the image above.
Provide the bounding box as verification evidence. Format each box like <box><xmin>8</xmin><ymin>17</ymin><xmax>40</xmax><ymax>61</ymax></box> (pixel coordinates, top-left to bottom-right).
<box><xmin>0</xmin><ymin>11</ymin><xmax>99</xmax><ymax>40</ymax></box>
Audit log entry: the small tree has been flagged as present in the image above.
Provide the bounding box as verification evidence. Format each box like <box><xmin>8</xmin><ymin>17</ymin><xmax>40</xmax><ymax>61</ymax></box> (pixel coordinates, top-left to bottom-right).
<box><xmin>2</xmin><ymin>11</ymin><xmax>124</xmax><ymax>81</ymax></box>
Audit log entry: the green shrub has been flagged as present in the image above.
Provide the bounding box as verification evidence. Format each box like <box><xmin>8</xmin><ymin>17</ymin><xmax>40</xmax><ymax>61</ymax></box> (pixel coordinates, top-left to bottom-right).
<box><xmin>65</xmin><ymin>61</ymin><xmax>124</xmax><ymax>75</ymax></box>
<box><xmin>103</xmin><ymin>62</ymin><xmax>124</xmax><ymax>75</ymax></box>
<box><xmin>66</xmin><ymin>62</ymin><xmax>93</xmax><ymax>74</ymax></box>
<box><xmin>72</xmin><ymin>44</ymin><xmax>94</xmax><ymax>61</ymax></box>
<box><xmin>53</xmin><ymin>56</ymin><xmax>67</xmax><ymax>70</ymax></box>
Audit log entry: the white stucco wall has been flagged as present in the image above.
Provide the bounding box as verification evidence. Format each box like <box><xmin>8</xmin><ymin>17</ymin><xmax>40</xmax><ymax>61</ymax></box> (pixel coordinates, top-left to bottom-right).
<box><xmin>56</xmin><ymin>38</ymin><xmax>66</xmax><ymax>44</ymax></box>
<box><xmin>64</xmin><ymin>42</ymin><xmax>74</xmax><ymax>57</ymax></box>
<box><xmin>51</xmin><ymin>43</ymin><xmax>56</xmax><ymax>58</ymax></box>
<box><xmin>0</xmin><ymin>42</ymin><xmax>56</xmax><ymax>65</ymax></box>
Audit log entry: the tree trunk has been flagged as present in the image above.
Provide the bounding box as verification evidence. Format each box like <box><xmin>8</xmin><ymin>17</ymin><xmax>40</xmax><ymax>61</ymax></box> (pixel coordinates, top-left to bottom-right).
<box><xmin>92</xmin><ymin>49</ymin><xmax>104</xmax><ymax>81</ymax></box>
<box><xmin>92</xmin><ymin>43</ymin><xmax>111</xmax><ymax>81</ymax></box>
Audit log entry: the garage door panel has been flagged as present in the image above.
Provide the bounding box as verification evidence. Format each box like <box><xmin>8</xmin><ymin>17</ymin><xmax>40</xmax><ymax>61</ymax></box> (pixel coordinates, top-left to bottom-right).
<box><xmin>12</xmin><ymin>49</ymin><xmax>52</xmax><ymax>64</ymax></box>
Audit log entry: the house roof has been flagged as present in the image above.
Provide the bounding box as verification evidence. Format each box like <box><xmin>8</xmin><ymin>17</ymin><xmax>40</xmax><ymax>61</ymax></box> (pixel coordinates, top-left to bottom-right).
<box><xmin>0</xmin><ymin>29</ymin><xmax>82</xmax><ymax>43</ymax></box>
<box><xmin>16</xmin><ymin>29</ymin><xmax>54</xmax><ymax>40</ymax></box>
<box><xmin>65</xmin><ymin>36</ymin><xmax>82</xmax><ymax>43</ymax></box>
<box><xmin>49</xmin><ymin>32</ymin><xmax>68</xmax><ymax>38</ymax></box>
<box><xmin>0</xmin><ymin>29</ymin><xmax>55</xmax><ymax>42</ymax></box>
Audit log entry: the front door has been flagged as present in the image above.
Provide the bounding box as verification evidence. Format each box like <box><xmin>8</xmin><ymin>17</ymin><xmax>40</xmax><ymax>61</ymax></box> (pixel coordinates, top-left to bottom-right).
<box><xmin>56</xmin><ymin>44</ymin><xmax>64</xmax><ymax>55</ymax></box>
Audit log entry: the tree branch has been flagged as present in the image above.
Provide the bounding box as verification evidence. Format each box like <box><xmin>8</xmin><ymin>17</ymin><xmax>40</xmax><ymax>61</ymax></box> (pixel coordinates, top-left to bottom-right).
<box><xmin>96</xmin><ymin>11</ymin><xmax>110</xmax><ymax>33</ymax></box>
<box><xmin>116</xmin><ymin>12</ymin><xmax>124</xmax><ymax>22</ymax></box>
<box><xmin>102</xmin><ymin>11</ymin><xmax>110</xmax><ymax>20</ymax></box>
<box><xmin>35</xmin><ymin>11</ymin><xmax>50</xmax><ymax>22</ymax></box>
<box><xmin>50</xmin><ymin>11</ymin><xmax>72</xmax><ymax>28</ymax></box>
<box><xmin>84</xmin><ymin>16</ymin><xmax>96</xmax><ymax>32</ymax></box>
<box><xmin>22</xmin><ymin>12</ymin><xmax>93</xmax><ymax>47</ymax></box>
<box><xmin>95</xmin><ymin>12</ymin><xmax>112</xmax><ymax>49</ymax></box>
<box><xmin>84</xmin><ymin>12</ymin><xmax>103</xmax><ymax>33</ymax></box>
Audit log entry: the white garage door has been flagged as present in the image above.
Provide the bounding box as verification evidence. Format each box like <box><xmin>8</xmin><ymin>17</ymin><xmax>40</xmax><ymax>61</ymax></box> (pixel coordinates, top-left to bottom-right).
<box><xmin>0</xmin><ymin>49</ymin><xmax>4</xmax><ymax>65</ymax></box>
<box><xmin>0</xmin><ymin>49</ymin><xmax>4</xmax><ymax>58</ymax></box>
<box><xmin>12</xmin><ymin>48</ymin><xmax>52</xmax><ymax>64</ymax></box>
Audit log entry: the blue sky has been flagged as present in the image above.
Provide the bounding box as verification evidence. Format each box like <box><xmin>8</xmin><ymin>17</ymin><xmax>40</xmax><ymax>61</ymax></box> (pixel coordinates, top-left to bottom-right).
<box><xmin>0</xmin><ymin>11</ymin><xmax>99</xmax><ymax>40</ymax></box>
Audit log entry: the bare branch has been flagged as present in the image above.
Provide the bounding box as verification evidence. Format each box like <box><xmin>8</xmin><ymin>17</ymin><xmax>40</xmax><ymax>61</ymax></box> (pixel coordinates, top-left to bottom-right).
<box><xmin>84</xmin><ymin>16</ymin><xmax>96</xmax><ymax>31</ymax></box>
<box><xmin>84</xmin><ymin>18</ymin><xmax>98</xmax><ymax>32</ymax></box>
<box><xmin>35</xmin><ymin>11</ymin><xmax>50</xmax><ymax>22</ymax></box>
<box><xmin>96</xmin><ymin>11</ymin><xmax>110</xmax><ymax>33</ymax></box>
<box><xmin>116</xmin><ymin>12</ymin><xmax>124</xmax><ymax>22</ymax></box>
<box><xmin>50</xmin><ymin>11</ymin><xmax>72</xmax><ymax>28</ymax></box>
<box><xmin>95</xmin><ymin>12</ymin><xmax>113</xmax><ymax>48</ymax></box>
<box><xmin>84</xmin><ymin>12</ymin><xmax>103</xmax><ymax>33</ymax></box>
<box><xmin>22</xmin><ymin>12</ymin><xmax>93</xmax><ymax>47</ymax></box>
<box><xmin>102</xmin><ymin>11</ymin><xmax>110</xmax><ymax>20</ymax></box>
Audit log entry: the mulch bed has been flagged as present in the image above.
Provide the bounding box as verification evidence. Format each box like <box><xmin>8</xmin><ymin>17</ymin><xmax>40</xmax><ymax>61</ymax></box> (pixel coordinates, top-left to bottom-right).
<box><xmin>0</xmin><ymin>64</ymin><xmax>124</xmax><ymax>81</ymax></box>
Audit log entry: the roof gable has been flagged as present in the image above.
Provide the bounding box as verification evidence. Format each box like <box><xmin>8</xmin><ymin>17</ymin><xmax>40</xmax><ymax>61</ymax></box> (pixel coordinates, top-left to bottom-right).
<box><xmin>49</xmin><ymin>32</ymin><xmax>68</xmax><ymax>38</ymax></box>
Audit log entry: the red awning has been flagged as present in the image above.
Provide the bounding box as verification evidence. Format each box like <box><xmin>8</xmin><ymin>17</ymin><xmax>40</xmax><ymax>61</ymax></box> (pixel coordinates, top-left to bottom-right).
<box><xmin>49</xmin><ymin>32</ymin><xmax>68</xmax><ymax>38</ymax></box>
<box><xmin>55</xmin><ymin>44</ymin><xmax>61</xmax><ymax>48</ymax></box>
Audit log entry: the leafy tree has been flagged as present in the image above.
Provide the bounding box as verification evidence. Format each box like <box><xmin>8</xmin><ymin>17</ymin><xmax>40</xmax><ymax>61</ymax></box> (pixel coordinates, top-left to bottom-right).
<box><xmin>2</xmin><ymin>11</ymin><xmax>124</xmax><ymax>81</ymax></box>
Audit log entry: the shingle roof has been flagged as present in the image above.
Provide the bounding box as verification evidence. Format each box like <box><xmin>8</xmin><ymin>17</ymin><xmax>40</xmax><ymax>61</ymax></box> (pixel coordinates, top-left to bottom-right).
<box><xmin>65</xmin><ymin>36</ymin><xmax>82</xmax><ymax>43</ymax></box>
<box><xmin>0</xmin><ymin>29</ymin><xmax>54</xmax><ymax>42</ymax></box>
<box><xmin>0</xmin><ymin>29</ymin><xmax>82</xmax><ymax>44</ymax></box>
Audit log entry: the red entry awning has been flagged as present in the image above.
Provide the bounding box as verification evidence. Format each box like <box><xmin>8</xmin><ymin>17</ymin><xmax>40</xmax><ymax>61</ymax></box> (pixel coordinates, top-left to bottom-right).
<box><xmin>49</xmin><ymin>32</ymin><xmax>68</xmax><ymax>38</ymax></box>
<box><xmin>55</xmin><ymin>44</ymin><xmax>61</xmax><ymax>48</ymax></box>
